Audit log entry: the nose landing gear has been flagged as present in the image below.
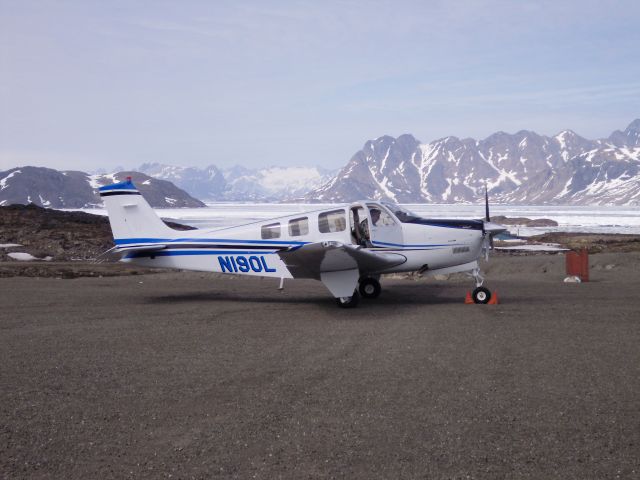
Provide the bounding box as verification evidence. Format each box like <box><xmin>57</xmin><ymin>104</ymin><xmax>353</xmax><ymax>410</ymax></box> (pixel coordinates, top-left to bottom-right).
<box><xmin>469</xmin><ymin>267</ymin><xmax>492</xmax><ymax>304</ymax></box>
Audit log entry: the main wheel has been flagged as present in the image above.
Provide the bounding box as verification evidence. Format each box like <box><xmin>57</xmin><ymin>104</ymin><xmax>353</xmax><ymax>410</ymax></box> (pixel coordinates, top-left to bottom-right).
<box><xmin>336</xmin><ymin>291</ymin><xmax>360</xmax><ymax>308</ymax></box>
<box><xmin>359</xmin><ymin>277</ymin><xmax>381</xmax><ymax>299</ymax></box>
<box><xmin>472</xmin><ymin>286</ymin><xmax>492</xmax><ymax>304</ymax></box>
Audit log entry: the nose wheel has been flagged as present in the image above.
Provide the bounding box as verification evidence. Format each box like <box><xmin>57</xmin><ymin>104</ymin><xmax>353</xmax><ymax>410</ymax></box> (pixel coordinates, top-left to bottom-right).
<box><xmin>359</xmin><ymin>277</ymin><xmax>381</xmax><ymax>299</ymax></box>
<box><xmin>468</xmin><ymin>267</ymin><xmax>492</xmax><ymax>304</ymax></box>
<box><xmin>471</xmin><ymin>286</ymin><xmax>492</xmax><ymax>304</ymax></box>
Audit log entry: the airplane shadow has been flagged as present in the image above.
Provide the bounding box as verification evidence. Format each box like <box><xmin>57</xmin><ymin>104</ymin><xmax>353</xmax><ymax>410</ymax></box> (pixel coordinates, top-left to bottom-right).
<box><xmin>143</xmin><ymin>282</ymin><xmax>463</xmax><ymax>310</ymax></box>
<box><xmin>146</xmin><ymin>291</ymin><xmax>322</xmax><ymax>306</ymax></box>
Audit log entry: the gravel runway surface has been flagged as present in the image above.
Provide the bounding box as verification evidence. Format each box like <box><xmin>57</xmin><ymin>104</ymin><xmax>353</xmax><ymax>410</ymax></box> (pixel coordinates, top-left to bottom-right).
<box><xmin>1</xmin><ymin>253</ymin><xmax>639</xmax><ymax>479</ymax></box>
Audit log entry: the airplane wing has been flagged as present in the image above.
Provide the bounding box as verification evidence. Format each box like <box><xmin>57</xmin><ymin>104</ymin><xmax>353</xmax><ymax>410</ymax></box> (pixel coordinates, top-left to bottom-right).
<box><xmin>278</xmin><ymin>241</ymin><xmax>406</xmax><ymax>280</ymax></box>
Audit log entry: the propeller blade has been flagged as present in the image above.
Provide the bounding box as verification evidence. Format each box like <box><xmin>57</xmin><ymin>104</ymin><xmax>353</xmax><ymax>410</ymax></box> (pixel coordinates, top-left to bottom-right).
<box><xmin>482</xmin><ymin>186</ymin><xmax>501</xmax><ymax>258</ymax></box>
<box><xmin>484</xmin><ymin>185</ymin><xmax>490</xmax><ymax>222</ymax></box>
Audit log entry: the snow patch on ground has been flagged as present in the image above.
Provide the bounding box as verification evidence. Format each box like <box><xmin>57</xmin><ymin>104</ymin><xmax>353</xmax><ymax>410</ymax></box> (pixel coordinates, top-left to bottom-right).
<box><xmin>7</xmin><ymin>252</ymin><xmax>52</xmax><ymax>261</ymax></box>
<box><xmin>0</xmin><ymin>243</ymin><xmax>22</xmax><ymax>248</ymax></box>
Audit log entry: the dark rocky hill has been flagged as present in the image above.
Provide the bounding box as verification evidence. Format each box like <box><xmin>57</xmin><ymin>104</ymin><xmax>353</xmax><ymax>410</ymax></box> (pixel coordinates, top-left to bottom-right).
<box><xmin>0</xmin><ymin>167</ymin><xmax>205</xmax><ymax>208</ymax></box>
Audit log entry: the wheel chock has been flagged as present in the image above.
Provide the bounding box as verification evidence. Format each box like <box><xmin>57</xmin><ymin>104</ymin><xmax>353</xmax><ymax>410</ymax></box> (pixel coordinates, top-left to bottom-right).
<box><xmin>464</xmin><ymin>292</ymin><xmax>474</xmax><ymax>304</ymax></box>
<box><xmin>488</xmin><ymin>291</ymin><xmax>499</xmax><ymax>305</ymax></box>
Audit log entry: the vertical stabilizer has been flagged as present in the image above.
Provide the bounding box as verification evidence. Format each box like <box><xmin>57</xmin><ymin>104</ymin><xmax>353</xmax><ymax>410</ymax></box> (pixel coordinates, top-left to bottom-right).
<box><xmin>99</xmin><ymin>179</ymin><xmax>176</xmax><ymax>242</ymax></box>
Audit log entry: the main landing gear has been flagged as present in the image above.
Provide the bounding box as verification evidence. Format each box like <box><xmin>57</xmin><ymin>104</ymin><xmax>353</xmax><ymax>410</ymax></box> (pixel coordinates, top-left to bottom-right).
<box><xmin>359</xmin><ymin>277</ymin><xmax>381</xmax><ymax>299</ymax></box>
<box><xmin>336</xmin><ymin>276</ymin><xmax>381</xmax><ymax>308</ymax></box>
<box><xmin>469</xmin><ymin>267</ymin><xmax>492</xmax><ymax>304</ymax></box>
<box><xmin>336</xmin><ymin>291</ymin><xmax>360</xmax><ymax>308</ymax></box>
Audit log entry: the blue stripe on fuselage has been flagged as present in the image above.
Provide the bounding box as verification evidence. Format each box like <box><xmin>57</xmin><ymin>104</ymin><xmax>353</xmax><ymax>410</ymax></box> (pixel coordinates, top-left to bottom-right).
<box><xmin>114</xmin><ymin>237</ymin><xmax>308</xmax><ymax>246</ymax></box>
<box><xmin>125</xmin><ymin>249</ymin><xmax>279</xmax><ymax>259</ymax></box>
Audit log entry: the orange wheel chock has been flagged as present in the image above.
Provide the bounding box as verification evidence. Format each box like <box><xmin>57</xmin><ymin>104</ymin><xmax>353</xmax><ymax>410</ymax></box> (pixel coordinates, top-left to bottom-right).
<box><xmin>488</xmin><ymin>291</ymin><xmax>499</xmax><ymax>305</ymax></box>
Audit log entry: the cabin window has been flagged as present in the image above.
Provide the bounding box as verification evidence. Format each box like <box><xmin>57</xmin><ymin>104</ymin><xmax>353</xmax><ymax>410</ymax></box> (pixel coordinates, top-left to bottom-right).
<box><xmin>261</xmin><ymin>222</ymin><xmax>281</xmax><ymax>239</ymax></box>
<box><xmin>288</xmin><ymin>217</ymin><xmax>309</xmax><ymax>236</ymax></box>
<box><xmin>318</xmin><ymin>209</ymin><xmax>346</xmax><ymax>233</ymax></box>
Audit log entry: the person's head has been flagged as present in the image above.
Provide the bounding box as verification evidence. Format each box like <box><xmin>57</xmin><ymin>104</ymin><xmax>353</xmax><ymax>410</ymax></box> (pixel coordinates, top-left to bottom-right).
<box><xmin>370</xmin><ymin>208</ymin><xmax>381</xmax><ymax>224</ymax></box>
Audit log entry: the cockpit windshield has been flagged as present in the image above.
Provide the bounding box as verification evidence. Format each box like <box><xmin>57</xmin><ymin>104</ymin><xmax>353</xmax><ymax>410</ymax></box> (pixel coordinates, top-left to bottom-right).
<box><xmin>381</xmin><ymin>202</ymin><xmax>420</xmax><ymax>223</ymax></box>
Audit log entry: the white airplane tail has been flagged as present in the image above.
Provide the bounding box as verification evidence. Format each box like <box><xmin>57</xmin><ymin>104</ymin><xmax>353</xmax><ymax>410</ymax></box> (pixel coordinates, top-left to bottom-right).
<box><xmin>99</xmin><ymin>178</ymin><xmax>177</xmax><ymax>244</ymax></box>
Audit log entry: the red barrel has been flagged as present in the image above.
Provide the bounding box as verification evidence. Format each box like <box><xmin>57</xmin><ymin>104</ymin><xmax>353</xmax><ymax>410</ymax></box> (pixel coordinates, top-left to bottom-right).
<box><xmin>565</xmin><ymin>248</ymin><xmax>589</xmax><ymax>282</ymax></box>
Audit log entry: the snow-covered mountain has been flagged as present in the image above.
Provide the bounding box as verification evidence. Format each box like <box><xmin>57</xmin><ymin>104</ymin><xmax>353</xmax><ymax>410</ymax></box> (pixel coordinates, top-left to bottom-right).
<box><xmin>137</xmin><ymin>163</ymin><xmax>226</xmax><ymax>201</ymax></box>
<box><xmin>3</xmin><ymin>120</ymin><xmax>639</xmax><ymax>207</ymax></box>
<box><xmin>306</xmin><ymin>119</ymin><xmax>640</xmax><ymax>205</ymax></box>
<box><xmin>138</xmin><ymin>163</ymin><xmax>335</xmax><ymax>201</ymax></box>
<box><xmin>0</xmin><ymin>167</ymin><xmax>205</xmax><ymax>208</ymax></box>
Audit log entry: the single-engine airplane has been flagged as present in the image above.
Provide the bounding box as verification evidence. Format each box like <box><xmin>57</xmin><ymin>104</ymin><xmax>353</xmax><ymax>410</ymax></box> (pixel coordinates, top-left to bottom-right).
<box><xmin>99</xmin><ymin>178</ymin><xmax>506</xmax><ymax>307</ymax></box>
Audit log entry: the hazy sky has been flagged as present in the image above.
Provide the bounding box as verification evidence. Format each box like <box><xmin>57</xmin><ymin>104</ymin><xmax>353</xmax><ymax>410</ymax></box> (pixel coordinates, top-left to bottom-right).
<box><xmin>1</xmin><ymin>0</ymin><xmax>639</xmax><ymax>172</ymax></box>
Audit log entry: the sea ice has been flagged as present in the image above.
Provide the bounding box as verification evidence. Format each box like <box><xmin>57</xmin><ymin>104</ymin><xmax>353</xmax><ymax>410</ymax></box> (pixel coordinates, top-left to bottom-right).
<box><xmin>495</xmin><ymin>244</ymin><xmax>569</xmax><ymax>252</ymax></box>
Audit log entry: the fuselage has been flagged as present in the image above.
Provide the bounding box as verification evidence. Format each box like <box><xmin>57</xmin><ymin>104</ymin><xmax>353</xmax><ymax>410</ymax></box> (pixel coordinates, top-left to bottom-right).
<box><xmin>120</xmin><ymin>200</ymin><xmax>485</xmax><ymax>278</ymax></box>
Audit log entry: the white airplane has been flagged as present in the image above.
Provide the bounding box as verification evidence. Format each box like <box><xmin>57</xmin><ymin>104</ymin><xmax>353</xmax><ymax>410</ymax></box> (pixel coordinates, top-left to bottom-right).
<box><xmin>99</xmin><ymin>178</ymin><xmax>506</xmax><ymax>307</ymax></box>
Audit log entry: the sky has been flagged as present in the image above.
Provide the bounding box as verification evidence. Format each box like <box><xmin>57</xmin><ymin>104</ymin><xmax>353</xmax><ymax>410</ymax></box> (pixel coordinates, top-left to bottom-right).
<box><xmin>1</xmin><ymin>0</ymin><xmax>639</xmax><ymax>172</ymax></box>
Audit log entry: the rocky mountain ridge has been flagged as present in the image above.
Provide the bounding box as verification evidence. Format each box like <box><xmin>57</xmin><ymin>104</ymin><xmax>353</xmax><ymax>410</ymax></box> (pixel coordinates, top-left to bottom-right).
<box><xmin>306</xmin><ymin>119</ymin><xmax>640</xmax><ymax>205</ymax></box>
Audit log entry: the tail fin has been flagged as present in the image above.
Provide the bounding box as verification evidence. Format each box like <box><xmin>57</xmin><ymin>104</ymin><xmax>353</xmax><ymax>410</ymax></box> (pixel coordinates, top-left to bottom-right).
<box><xmin>99</xmin><ymin>178</ymin><xmax>176</xmax><ymax>244</ymax></box>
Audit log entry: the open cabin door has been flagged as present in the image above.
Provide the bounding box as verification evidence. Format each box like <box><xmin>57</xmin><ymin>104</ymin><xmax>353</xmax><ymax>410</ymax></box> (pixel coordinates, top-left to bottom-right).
<box><xmin>367</xmin><ymin>202</ymin><xmax>403</xmax><ymax>248</ymax></box>
<box><xmin>350</xmin><ymin>202</ymin><xmax>403</xmax><ymax>248</ymax></box>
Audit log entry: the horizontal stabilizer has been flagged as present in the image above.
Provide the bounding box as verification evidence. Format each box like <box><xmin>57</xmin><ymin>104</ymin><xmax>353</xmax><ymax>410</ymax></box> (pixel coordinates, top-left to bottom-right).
<box><xmin>115</xmin><ymin>244</ymin><xmax>167</xmax><ymax>253</ymax></box>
